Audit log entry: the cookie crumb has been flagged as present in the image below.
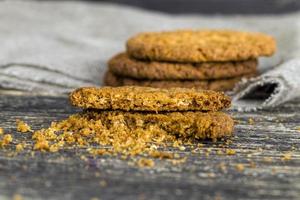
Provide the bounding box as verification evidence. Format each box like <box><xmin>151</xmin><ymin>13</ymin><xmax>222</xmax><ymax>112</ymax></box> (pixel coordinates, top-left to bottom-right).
<box><xmin>216</xmin><ymin>149</ymin><xmax>223</xmax><ymax>155</ymax></box>
<box><xmin>89</xmin><ymin>149</ymin><xmax>109</xmax><ymax>156</ymax></box>
<box><xmin>149</xmin><ymin>151</ymin><xmax>173</xmax><ymax>159</ymax></box>
<box><xmin>235</xmin><ymin>164</ymin><xmax>245</xmax><ymax>172</ymax></box>
<box><xmin>174</xmin><ymin>153</ymin><xmax>180</xmax><ymax>159</ymax></box>
<box><xmin>137</xmin><ymin>158</ymin><xmax>155</xmax><ymax>168</ymax></box>
<box><xmin>178</xmin><ymin>146</ymin><xmax>186</xmax><ymax>151</ymax></box>
<box><xmin>197</xmin><ymin>143</ymin><xmax>204</xmax><ymax>148</ymax></box>
<box><xmin>0</xmin><ymin>134</ymin><xmax>13</xmax><ymax>147</ymax></box>
<box><xmin>226</xmin><ymin>149</ymin><xmax>236</xmax><ymax>155</ymax></box>
<box><xmin>248</xmin><ymin>118</ymin><xmax>254</xmax><ymax>125</ymax></box>
<box><xmin>16</xmin><ymin>120</ymin><xmax>31</xmax><ymax>133</ymax></box>
<box><xmin>49</xmin><ymin>144</ymin><xmax>59</xmax><ymax>152</ymax></box>
<box><xmin>16</xmin><ymin>144</ymin><xmax>24</xmax><ymax>152</ymax></box>
<box><xmin>281</xmin><ymin>152</ymin><xmax>292</xmax><ymax>161</ymax></box>
<box><xmin>170</xmin><ymin>157</ymin><xmax>187</xmax><ymax>165</ymax></box>
<box><xmin>34</xmin><ymin>139</ymin><xmax>49</xmax><ymax>151</ymax></box>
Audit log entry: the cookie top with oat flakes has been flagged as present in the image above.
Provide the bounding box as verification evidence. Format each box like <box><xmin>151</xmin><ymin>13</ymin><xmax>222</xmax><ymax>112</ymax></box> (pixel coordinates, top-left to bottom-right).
<box><xmin>126</xmin><ymin>29</ymin><xmax>276</xmax><ymax>62</ymax></box>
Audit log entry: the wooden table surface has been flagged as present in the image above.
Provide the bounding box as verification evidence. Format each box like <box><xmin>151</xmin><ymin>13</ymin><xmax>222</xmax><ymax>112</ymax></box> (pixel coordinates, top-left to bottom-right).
<box><xmin>0</xmin><ymin>92</ymin><xmax>299</xmax><ymax>200</ymax></box>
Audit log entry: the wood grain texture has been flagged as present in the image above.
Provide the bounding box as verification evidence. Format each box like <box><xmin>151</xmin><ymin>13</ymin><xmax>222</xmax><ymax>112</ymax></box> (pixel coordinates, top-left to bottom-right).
<box><xmin>0</xmin><ymin>94</ymin><xmax>299</xmax><ymax>200</ymax></box>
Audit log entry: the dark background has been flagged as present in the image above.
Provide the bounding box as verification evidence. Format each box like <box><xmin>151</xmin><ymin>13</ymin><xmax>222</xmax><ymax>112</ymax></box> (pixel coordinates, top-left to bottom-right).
<box><xmin>53</xmin><ymin>0</ymin><xmax>300</xmax><ymax>14</ymax></box>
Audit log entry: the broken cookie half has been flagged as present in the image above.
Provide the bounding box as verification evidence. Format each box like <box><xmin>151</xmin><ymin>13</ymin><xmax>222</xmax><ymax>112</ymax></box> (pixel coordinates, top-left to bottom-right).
<box><xmin>69</xmin><ymin>86</ymin><xmax>234</xmax><ymax>140</ymax></box>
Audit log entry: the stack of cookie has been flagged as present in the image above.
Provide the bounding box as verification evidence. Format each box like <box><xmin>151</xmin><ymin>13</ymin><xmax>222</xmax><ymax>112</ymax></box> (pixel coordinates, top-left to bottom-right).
<box><xmin>105</xmin><ymin>30</ymin><xmax>276</xmax><ymax>91</ymax></box>
<box><xmin>70</xmin><ymin>86</ymin><xmax>234</xmax><ymax>140</ymax></box>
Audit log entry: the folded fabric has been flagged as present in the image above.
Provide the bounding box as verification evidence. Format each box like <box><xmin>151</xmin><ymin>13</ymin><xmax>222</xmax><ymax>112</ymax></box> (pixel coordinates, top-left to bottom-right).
<box><xmin>232</xmin><ymin>59</ymin><xmax>300</xmax><ymax>111</ymax></box>
<box><xmin>0</xmin><ymin>1</ymin><xmax>299</xmax><ymax>109</ymax></box>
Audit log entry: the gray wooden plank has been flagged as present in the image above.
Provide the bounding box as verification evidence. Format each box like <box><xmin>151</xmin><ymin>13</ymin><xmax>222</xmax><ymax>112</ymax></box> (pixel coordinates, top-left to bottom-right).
<box><xmin>0</xmin><ymin>94</ymin><xmax>299</xmax><ymax>200</ymax></box>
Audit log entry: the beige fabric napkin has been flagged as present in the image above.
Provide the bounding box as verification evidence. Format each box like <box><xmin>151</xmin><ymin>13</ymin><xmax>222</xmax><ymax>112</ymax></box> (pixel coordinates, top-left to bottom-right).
<box><xmin>0</xmin><ymin>0</ymin><xmax>299</xmax><ymax>109</ymax></box>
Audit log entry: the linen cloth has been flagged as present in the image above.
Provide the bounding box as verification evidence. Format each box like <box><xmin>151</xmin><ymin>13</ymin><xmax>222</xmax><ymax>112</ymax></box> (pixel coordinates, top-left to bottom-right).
<box><xmin>0</xmin><ymin>1</ymin><xmax>299</xmax><ymax>110</ymax></box>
